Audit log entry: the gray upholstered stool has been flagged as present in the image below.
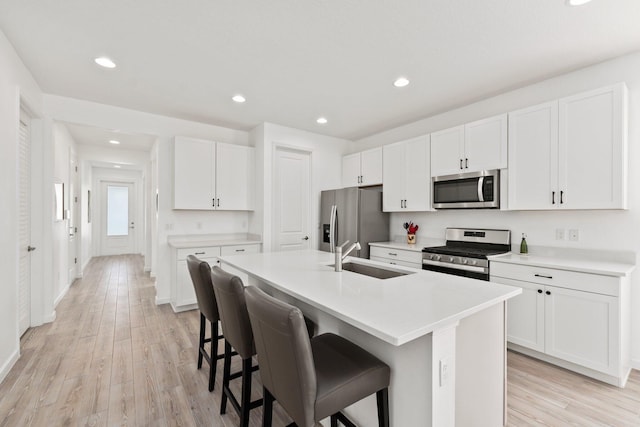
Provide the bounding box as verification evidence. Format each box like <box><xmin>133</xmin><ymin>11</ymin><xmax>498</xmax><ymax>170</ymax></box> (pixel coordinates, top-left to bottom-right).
<box><xmin>210</xmin><ymin>266</ymin><xmax>263</xmax><ymax>427</ymax></box>
<box><xmin>245</xmin><ymin>286</ymin><xmax>390</xmax><ymax>427</ymax></box>
<box><xmin>186</xmin><ymin>255</ymin><xmax>227</xmax><ymax>392</ymax></box>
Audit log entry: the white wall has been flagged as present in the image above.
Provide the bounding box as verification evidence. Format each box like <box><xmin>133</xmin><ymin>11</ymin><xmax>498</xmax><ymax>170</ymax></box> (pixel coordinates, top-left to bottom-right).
<box><xmin>250</xmin><ymin>122</ymin><xmax>351</xmax><ymax>251</ymax></box>
<box><xmin>355</xmin><ymin>51</ymin><xmax>640</xmax><ymax>366</ymax></box>
<box><xmin>0</xmin><ymin>29</ymin><xmax>43</xmax><ymax>382</ymax></box>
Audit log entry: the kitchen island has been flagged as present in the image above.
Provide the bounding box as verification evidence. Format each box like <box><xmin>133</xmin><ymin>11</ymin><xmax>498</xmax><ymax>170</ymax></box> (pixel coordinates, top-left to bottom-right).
<box><xmin>218</xmin><ymin>250</ymin><xmax>521</xmax><ymax>427</ymax></box>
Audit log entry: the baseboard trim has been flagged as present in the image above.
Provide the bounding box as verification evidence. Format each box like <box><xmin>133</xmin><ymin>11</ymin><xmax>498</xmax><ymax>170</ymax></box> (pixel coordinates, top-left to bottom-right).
<box><xmin>155</xmin><ymin>296</ymin><xmax>170</xmax><ymax>305</ymax></box>
<box><xmin>0</xmin><ymin>348</ymin><xmax>20</xmax><ymax>385</ymax></box>
<box><xmin>54</xmin><ymin>284</ymin><xmax>71</xmax><ymax>308</ymax></box>
<box><xmin>44</xmin><ymin>310</ymin><xmax>56</xmax><ymax>323</ymax></box>
<box><xmin>630</xmin><ymin>358</ymin><xmax>640</xmax><ymax>371</ymax></box>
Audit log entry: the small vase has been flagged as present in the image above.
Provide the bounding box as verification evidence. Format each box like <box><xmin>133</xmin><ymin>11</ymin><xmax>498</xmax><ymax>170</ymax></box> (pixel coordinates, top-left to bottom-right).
<box><xmin>407</xmin><ymin>234</ymin><xmax>416</xmax><ymax>244</ymax></box>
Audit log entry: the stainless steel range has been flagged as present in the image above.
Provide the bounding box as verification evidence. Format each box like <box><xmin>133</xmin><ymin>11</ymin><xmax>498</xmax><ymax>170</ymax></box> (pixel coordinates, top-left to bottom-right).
<box><xmin>422</xmin><ymin>228</ymin><xmax>511</xmax><ymax>281</ymax></box>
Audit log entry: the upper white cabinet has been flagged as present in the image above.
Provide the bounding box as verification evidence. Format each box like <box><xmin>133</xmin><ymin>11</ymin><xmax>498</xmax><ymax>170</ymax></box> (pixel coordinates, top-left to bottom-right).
<box><xmin>430</xmin><ymin>114</ymin><xmax>507</xmax><ymax>177</ymax></box>
<box><xmin>173</xmin><ymin>137</ymin><xmax>255</xmax><ymax>210</ymax></box>
<box><xmin>342</xmin><ymin>147</ymin><xmax>383</xmax><ymax>187</ymax></box>
<box><xmin>382</xmin><ymin>135</ymin><xmax>431</xmax><ymax>212</ymax></box>
<box><xmin>508</xmin><ymin>84</ymin><xmax>628</xmax><ymax>210</ymax></box>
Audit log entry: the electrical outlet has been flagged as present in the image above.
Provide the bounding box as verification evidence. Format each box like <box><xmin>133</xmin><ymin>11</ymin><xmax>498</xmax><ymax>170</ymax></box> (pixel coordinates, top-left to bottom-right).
<box><xmin>439</xmin><ymin>357</ymin><xmax>452</xmax><ymax>387</ymax></box>
<box><xmin>196</xmin><ymin>222</ymin><xmax>202</xmax><ymax>230</ymax></box>
<box><xmin>568</xmin><ymin>229</ymin><xmax>579</xmax><ymax>241</ymax></box>
<box><xmin>165</xmin><ymin>223</ymin><xmax>173</xmax><ymax>231</ymax></box>
<box><xmin>555</xmin><ymin>229</ymin><xmax>565</xmax><ymax>240</ymax></box>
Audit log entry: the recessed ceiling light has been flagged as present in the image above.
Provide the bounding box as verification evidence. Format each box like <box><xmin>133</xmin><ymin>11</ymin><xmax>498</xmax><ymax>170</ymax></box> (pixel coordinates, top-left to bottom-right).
<box><xmin>109</xmin><ymin>140</ymin><xmax>120</xmax><ymax>145</ymax></box>
<box><xmin>566</xmin><ymin>0</ymin><xmax>592</xmax><ymax>5</ymax></box>
<box><xmin>232</xmin><ymin>94</ymin><xmax>246</xmax><ymax>103</ymax></box>
<box><xmin>94</xmin><ymin>56</ymin><xmax>116</xmax><ymax>68</ymax></box>
<box><xmin>316</xmin><ymin>117</ymin><xmax>328</xmax><ymax>125</ymax></box>
<box><xmin>393</xmin><ymin>77</ymin><xmax>410</xmax><ymax>88</ymax></box>
<box><xmin>114</xmin><ymin>165</ymin><xmax>121</xmax><ymax>168</ymax></box>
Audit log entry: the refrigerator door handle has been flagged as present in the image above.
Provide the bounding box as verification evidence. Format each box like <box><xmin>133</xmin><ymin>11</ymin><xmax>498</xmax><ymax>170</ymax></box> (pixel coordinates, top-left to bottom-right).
<box><xmin>329</xmin><ymin>204</ymin><xmax>337</xmax><ymax>253</ymax></box>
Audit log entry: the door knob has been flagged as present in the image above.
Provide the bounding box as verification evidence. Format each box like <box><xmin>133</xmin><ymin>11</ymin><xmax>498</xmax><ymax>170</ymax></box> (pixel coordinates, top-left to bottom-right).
<box><xmin>302</xmin><ymin>236</ymin><xmax>309</xmax><ymax>241</ymax></box>
<box><xmin>27</xmin><ymin>246</ymin><xmax>36</xmax><ymax>252</ymax></box>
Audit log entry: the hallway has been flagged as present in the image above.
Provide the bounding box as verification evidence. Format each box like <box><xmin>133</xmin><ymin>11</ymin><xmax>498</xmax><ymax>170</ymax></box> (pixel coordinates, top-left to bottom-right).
<box><xmin>1</xmin><ymin>255</ymin><xmax>640</xmax><ymax>426</ymax></box>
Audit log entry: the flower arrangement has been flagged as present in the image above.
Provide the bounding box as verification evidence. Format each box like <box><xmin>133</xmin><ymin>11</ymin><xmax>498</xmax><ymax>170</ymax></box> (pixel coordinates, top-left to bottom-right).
<box><xmin>403</xmin><ymin>221</ymin><xmax>419</xmax><ymax>244</ymax></box>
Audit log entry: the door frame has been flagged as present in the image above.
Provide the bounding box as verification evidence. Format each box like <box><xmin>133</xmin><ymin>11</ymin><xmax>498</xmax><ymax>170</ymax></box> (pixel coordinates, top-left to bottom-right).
<box><xmin>271</xmin><ymin>144</ymin><xmax>313</xmax><ymax>252</ymax></box>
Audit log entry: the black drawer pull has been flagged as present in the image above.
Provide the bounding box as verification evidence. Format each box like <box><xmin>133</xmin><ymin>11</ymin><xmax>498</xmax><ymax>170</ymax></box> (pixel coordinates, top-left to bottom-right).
<box><xmin>235</xmin><ymin>249</ymin><xmax>245</xmax><ymax>252</ymax></box>
<box><xmin>537</xmin><ymin>289</ymin><xmax>543</xmax><ymax>294</ymax></box>
<box><xmin>534</xmin><ymin>273</ymin><xmax>553</xmax><ymax>279</ymax></box>
<box><xmin>194</xmin><ymin>252</ymin><xmax>205</xmax><ymax>255</ymax></box>
<box><xmin>546</xmin><ymin>290</ymin><xmax>551</xmax><ymax>295</ymax></box>
<box><xmin>388</xmin><ymin>252</ymin><xmax>397</xmax><ymax>256</ymax></box>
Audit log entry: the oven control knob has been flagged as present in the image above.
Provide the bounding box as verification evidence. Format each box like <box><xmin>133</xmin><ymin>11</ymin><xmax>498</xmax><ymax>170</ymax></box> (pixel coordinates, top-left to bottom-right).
<box><xmin>433</xmin><ymin>255</ymin><xmax>441</xmax><ymax>261</ymax></box>
<box><xmin>462</xmin><ymin>258</ymin><xmax>468</xmax><ymax>265</ymax></box>
<box><xmin>446</xmin><ymin>256</ymin><xmax>453</xmax><ymax>263</ymax></box>
<box><xmin>470</xmin><ymin>260</ymin><xmax>477</xmax><ymax>266</ymax></box>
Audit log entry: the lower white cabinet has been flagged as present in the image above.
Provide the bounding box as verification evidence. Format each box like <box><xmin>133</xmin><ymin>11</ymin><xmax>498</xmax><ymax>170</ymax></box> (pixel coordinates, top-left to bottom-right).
<box><xmin>369</xmin><ymin>245</ymin><xmax>423</xmax><ymax>269</ymax></box>
<box><xmin>491</xmin><ymin>261</ymin><xmax>629</xmax><ymax>386</ymax></box>
<box><xmin>171</xmin><ymin>243</ymin><xmax>261</xmax><ymax>312</ymax></box>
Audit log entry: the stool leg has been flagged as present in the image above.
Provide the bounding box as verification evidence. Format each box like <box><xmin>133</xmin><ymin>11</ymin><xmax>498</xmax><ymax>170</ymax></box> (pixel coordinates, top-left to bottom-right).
<box><xmin>262</xmin><ymin>387</ymin><xmax>274</xmax><ymax>427</ymax></box>
<box><xmin>220</xmin><ymin>340</ymin><xmax>232</xmax><ymax>414</ymax></box>
<box><xmin>197</xmin><ymin>313</ymin><xmax>205</xmax><ymax>369</ymax></box>
<box><xmin>208</xmin><ymin>320</ymin><xmax>218</xmax><ymax>392</ymax></box>
<box><xmin>240</xmin><ymin>357</ymin><xmax>252</xmax><ymax>427</ymax></box>
<box><xmin>376</xmin><ymin>388</ymin><xmax>389</xmax><ymax>427</ymax></box>
<box><xmin>330</xmin><ymin>415</ymin><xmax>338</xmax><ymax>427</ymax></box>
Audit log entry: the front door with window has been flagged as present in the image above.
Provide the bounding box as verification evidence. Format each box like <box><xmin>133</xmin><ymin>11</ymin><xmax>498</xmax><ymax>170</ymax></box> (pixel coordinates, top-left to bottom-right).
<box><xmin>100</xmin><ymin>181</ymin><xmax>135</xmax><ymax>255</ymax></box>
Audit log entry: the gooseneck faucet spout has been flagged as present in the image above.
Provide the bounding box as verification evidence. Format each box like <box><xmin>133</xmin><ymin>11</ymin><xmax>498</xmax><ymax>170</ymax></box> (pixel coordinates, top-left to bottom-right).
<box><xmin>335</xmin><ymin>240</ymin><xmax>361</xmax><ymax>272</ymax></box>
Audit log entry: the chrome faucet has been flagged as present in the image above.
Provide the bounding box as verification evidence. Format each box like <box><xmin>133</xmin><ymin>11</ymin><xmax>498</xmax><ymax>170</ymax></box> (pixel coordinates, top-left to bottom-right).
<box><xmin>335</xmin><ymin>240</ymin><xmax>361</xmax><ymax>272</ymax></box>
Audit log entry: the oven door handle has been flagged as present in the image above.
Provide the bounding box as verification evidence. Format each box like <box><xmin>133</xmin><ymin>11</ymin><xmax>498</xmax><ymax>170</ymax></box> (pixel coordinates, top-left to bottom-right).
<box><xmin>477</xmin><ymin>176</ymin><xmax>485</xmax><ymax>202</ymax></box>
<box><xmin>422</xmin><ymin>259</ymin><xmax>487</xmax><ymax>274</ymax></box>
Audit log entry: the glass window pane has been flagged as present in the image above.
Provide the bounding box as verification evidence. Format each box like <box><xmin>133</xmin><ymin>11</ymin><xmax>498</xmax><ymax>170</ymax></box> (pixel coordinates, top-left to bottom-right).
<box><xmin>107</xmin><ymin>185</ymin><xmax>129</xmax><ymax>236</ymax></box>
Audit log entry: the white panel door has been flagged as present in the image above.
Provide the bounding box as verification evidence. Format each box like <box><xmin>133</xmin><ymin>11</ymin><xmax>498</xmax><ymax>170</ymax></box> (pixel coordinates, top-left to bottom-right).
<box><xmin>68</xmin><ymin>149</ymin><xmax>79</xmax><ymax>283</ymax></box>
<box><xmin>544</xmin><ymin>285</ymin><xmax>618</xmax><ymax>375</ymax></box>
<box><xmin>430</xmin><ymin>125</ymin><xmax>464</xmax><ymax>177</ymax></box>
<box><xmin>382</xmin><ymin>142</ymin><xmax>405</xmax><ymax>212</ymax></box>
<box><xmin>173</xmin><ymin>136</ymin><xmax>215</xmax><ymax>210</ymax></box>
<box><xmin>559</xmin><ymin>84</ymin><xmax>627</xmax><ymax>209</ymax></box>
<box><xmin>360</xmin><ymin>147</ymin><xmax>383</xmax><ymax>186</ymax></box>
<box><xmin>464</xmin><ymin>114</ymin><xmax>508</xmax><ymax>173</ymax></box>
<box><xmin>498</xmin><ymin>277</ymin><xmax>545</xmax><ymax>352</ymax></box>
<box><xmin>216</xmin><ymin>143</ymin><xmax>255</xmax><ymax>210</ymax></box>
<box><xmin>508</xmin><ymin>102</ymin><xmax>559</xmax><ymax>210</ymax></box>
<box><xmin>403</xmin><ymin>135</ymin><xmax>431</xmax><ymax>211</ymax></box>
<box><xmin>342</xmin><ymin>152</ymin><xmax>361</xmax><ymax>187</ymax></box>
<box><xmin>273</xmin><ymin>148</ymin><xmax>311</xmax><ymax>251</ymax></box>
<box><xmin>101</xmin><ymin>182</ymin><xmax>136</xmax><ymax>255</ymax></box>
<box><xmin>18</xmin><ymin>111</ymin><xmax>32</xmax><ymax>336</ymax></box>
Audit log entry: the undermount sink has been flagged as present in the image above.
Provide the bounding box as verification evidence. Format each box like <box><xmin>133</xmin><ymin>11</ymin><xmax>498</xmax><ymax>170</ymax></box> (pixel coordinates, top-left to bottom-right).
<box><xmin>332</xmin><ymin>262</ymin><xmax>414</xmax><ymax>279</ymax></box>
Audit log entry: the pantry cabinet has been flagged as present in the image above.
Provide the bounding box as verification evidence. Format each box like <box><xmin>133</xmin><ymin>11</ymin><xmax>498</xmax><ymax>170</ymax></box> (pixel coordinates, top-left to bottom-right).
<box><xmin>508</xmin><ymin>83</ymin><xmax>628</xmax><ymax>210</ymax></box>
<box><xmin>342</xmin><ymin>147</ymin><xmax>383</xmax><ymax>187</ymax></box>
<box><xmin>173</xmin><ymin>136</ymin><xmax>255</xmax><ymax>210</ymax></box>
<box><xmin>382</xmin><ymin>135</ymin><xmax>431</xmax><ymax>212</ymax></box>
<box><xmin>430</xmin><ymin>114</ymin><xmax>507</xmax><ymax>177</ymax></box>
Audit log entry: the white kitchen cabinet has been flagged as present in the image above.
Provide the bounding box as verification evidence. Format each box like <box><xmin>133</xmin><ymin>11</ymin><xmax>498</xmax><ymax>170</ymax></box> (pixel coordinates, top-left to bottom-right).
<box><xmin>508</xmin><ymin>84</ymin><xmax>627</xmax><ymax>210</ymax></box>
<box><xmin>382</xmin><ymin>135</ymin><xmax>431</xmax><ymax>212</ymax></box>
<box><xmin>430</xmin><ymin>114</ymin><xmax>507</xmax><ymax>177</ymax></box>
<box><xmin>342</xmin><ymin>147</ymin><xmax>382</xmax><ymax>187</ymax></box>
<box><xmin>491</xmin><ymin>259</ymin><xmax>630</xmax><ymax>386</ymax></box>
<box><xmin>369</xmin><ymin>245</ymin><xmax>423</xmax><ymax>269</ymax></box>
<box><xmin>173</xmin><ymin>136</ymin><xmax>255</xmax><ymax>210</ymax></box>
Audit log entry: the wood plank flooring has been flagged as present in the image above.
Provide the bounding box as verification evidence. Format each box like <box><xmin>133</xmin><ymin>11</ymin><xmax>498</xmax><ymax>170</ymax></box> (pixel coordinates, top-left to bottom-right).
<box><xmin>0</xmin><ymin>254</ymin><xmax>639</xmax><ymax>426</ymax></box>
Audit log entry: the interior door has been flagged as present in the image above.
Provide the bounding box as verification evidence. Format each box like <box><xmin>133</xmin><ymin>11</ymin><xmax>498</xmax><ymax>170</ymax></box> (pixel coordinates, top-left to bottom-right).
<box><xmin>273</xmin><ymin>147</ymin><xmax>311</xmax><ymax>251</ymax></box>
<box><xmin>68</xmin><ymin>149</ymin><xmax>79</xmax><ymax>283</ymax></box>
<box><xmin>100</xmin><ymin>181</ymin><xmax>136</xmax><ymax>255</ymax></box>
<box><xmin>18</xmin><ymin>109</ymin><xmax>32</xmax><ymax>335</ymax></box>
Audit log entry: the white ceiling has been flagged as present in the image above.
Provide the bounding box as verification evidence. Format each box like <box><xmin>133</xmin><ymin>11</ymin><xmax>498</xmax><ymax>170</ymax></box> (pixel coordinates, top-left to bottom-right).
<box><xmin>2</xmin><ymin>0</ymin><xmax>640</xmax><ymax>140</ymax></box>
<box><xmin>64</xmin><ymin>122</ymin><xmax>156</xmax><ymax>151</ymax></box>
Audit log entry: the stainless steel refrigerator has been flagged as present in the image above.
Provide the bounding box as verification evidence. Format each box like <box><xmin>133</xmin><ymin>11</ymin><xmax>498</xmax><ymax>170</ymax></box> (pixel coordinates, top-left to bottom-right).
<box><xmin>319</xmin><ymin>187</ymin><xmax>390</xmax><ymax>259</ymax></box>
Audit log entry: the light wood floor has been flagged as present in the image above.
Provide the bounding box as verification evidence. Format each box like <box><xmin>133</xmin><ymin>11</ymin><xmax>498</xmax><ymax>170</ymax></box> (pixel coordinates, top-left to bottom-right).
<box><xmin>0</xmin><ymin>255</ymin><xmax>639</xmax><ymax>426</ymax></box>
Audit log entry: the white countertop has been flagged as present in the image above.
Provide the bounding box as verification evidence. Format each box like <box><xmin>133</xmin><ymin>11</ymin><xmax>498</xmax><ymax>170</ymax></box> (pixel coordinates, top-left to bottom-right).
<box><xmin>167</xmin><ymin>233</ymin><xmax>262</xmax><ymax>249</ymax></box>
<box><xmin>488</xmin><ymin>251</ymin><xmax>635</xmax><ymax>277</ymax></box>
<box><xmin>370</xmin><ymin>237</ymin><xmax>444</xmax><ymax>252</ymax></box>
<box><xmin>219</xmin><ymin>250</ymin><xmax>521</xmax><ymax>346</ymax></box>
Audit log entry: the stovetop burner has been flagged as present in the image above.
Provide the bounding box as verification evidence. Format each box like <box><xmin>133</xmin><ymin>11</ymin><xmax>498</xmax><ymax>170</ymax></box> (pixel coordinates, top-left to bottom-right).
<box><xmin>422</xmin><ymin>245</ymin><xmax>509</xmax><ymax>259</ymax></box>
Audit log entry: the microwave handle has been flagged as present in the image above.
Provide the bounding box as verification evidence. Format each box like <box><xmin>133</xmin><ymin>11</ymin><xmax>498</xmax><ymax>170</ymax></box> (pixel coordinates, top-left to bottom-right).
<box><xmin>477</xmin><ymin>177</ymin><xmax>485</xmax><ymax>202</ymax></box>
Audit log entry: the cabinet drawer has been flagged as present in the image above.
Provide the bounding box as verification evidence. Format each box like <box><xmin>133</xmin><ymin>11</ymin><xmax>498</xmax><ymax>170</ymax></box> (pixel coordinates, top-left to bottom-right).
<box><xmin>490</xmin><ymin>262</ymin><xmax>619</xmax><ymax>296</ymax></box>
<box><xmin>177</xmin><ymin>246</ymin><xmax>221</xmax><ymax>260</ymax></box>
<box><xmin>370</xmin><ymin>256</ymin><xmax>421</xmax><ymax>269</ymax></box>
<box><xmin>220</xmin><ymin>244</ymin><xmax>260</xmax><ymax>256</ymax></box>
<box><xmin>370</xmin><ymin>246</ymin><xmax>423</xmax><ymax>264</ymax></box>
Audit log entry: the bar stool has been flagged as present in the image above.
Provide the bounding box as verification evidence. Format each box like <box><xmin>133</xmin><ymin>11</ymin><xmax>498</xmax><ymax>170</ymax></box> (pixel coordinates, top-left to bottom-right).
<box><xmin>210</xmin><ymin>266</ymin><xmax>263</xmax><ymax>427</ymax></box>
<box><xmin>245</xmin><ymin>286</ymin><xmax>390</xmax><ymax>427</ymax></box>
<box><xmin>186</xmin><ymin>255</ymin><xmax>226</xmax><ymax>392</ymax></box>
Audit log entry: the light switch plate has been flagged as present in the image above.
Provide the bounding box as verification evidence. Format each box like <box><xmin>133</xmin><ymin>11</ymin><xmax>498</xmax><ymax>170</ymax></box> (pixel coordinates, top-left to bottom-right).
<box><xmin>569</xmin><ymin>229</ymin><xmax>579</xmax><ymax>241</ymax></box>
<box><xmin>556</xmin><ymin>229</ymin><xmax>565</xmax><ymax>240</ymax></box>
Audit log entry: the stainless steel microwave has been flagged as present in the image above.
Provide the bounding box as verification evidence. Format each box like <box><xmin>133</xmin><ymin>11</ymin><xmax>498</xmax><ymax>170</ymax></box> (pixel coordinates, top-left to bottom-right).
<box><xmin>432</xmin><ymin>169</ymin><xmax>500</xmax><ymax>209</ymax></box>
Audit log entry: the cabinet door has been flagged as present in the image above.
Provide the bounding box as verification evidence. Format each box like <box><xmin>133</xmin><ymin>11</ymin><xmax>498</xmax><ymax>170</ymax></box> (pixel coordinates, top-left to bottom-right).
<box><xmin>544</xmin><ymin>285</ymin><xmax>618</xmax><ymax>375</ymax></box>
<box><xmin>342</xmin><ymin>153</ymin><xmax>361</xmax><ymax>187</ymax></box>
<box><xmin>176</xmin><ymin>259</ymin><xmax>198</xmax><ymax>306</ymax></box>
<box><xmin>360</xmin><ymin>147</ymin><xmax>383</xmax><ymax>186</ymax></box>
<box><xmin>464</xmin><ymin>114</ymin><xmax>507</xmax><ymax>173</ymax></box>
<box><xmin>507</xmin><ymin>102</ymin><xmax>559</xmax><ymax>210</ymax></box>
<box><xmin>403</xmin><ymin>135</ymin><xmax>431</xmax><ymax>211</ymax></box>
<box><xmin>382</xmin><ymin>142</ymin><xmax>405</xmax><ymax>212</ymax></box>
<box><xmin>430</xmin><ymin>125</ymin><xmax>464</xmax><ymax>176</ymax></box>
<box><xmin>559</xmin><ymin>83</ymin><xmax>627</xmax><ymax>209</ymax></box>
<box><xmin>216</xmin><ymin>143</ymin><xmax>255</xmax><ymax>210</ymax></box>
<box><xmin>493</xmin><ymin>277</ymin><xmax>545</xmax><ymax>352</ymax></box>
<box><xmin>173</xmin><ymin>137</ymin><xmax>215</xmax><ymax>210</ymax></box>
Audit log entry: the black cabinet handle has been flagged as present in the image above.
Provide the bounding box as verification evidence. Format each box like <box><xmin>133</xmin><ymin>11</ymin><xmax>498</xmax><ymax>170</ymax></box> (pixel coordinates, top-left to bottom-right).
<box><xmin>535</xmin><ymin>273</ymin><xmax>553</xmax><ymax>279</ymax></box>
<box><xmin>388</xmin><ymin>252</ymin><xmax>398</xmax><ymax>256</ymax></box>
<box><xmin>537</xmin><ymin>289</ymin><xmax>543</xmax><ymax>294</ymax></box>
<box><xmin>460</xmin><ymin>159</ymin><xmax>463</xmax><ymax>169</ymax></box>
<box><xmin>465</xmin><ymin>158</ymin><xmax>469</xmax><ymax>169</ymax></box>
<box><xmin>552</xmin><ymin>191</ymin><xmax>555</xmax><ymax>204</ymax></box>
<box><xmin>546</xmin><ymin>290</ymin><xmax>551</xmax><ymax>295</ymax></box>
<box><xmin>235</xmin><ymin>249</ymin><xmax>245</xmax><ymax>252</ymax></box>
<box><xmin>194</xmin><ymin>252</ymin><xmax>205</xmax><ymax>255</ymax></box>
<box><xmin>212</xmin><ymin>198</ymin><xmax>215</xmax><ymax>207</ymax></box>
<box><xmin>560</xmin><ymin>191</ymin><xmax>564</xmax><ymax>204</ymax></box>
